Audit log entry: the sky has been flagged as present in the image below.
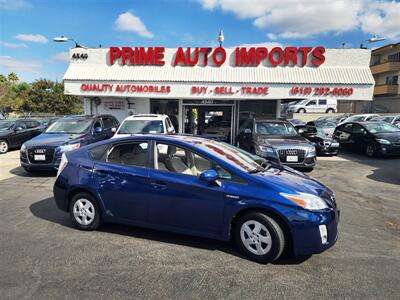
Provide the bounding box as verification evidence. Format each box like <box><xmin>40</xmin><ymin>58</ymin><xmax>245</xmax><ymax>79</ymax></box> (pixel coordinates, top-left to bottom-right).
<box><xmin>0</xmin><ymin>0</ymin><xmax>399</xmax><ymax>83</ymax></box>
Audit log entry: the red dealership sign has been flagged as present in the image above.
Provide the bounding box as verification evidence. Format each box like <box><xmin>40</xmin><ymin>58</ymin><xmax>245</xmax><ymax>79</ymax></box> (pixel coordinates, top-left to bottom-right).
<box><xmin>108</xmin><ymin>46</ymin><xmax>326</xmax><ymax>67</ymax></box>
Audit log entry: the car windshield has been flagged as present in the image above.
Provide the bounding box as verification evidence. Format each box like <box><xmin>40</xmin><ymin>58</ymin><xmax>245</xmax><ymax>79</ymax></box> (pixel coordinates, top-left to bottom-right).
<box><xmin>0</xmin><ymin>121</ymin><xmax>15</xmax><ymax>131</ymax></box>
<box><xmin>315</xmin><ymin>122</ymin><xmax>336</xmax><ymax>128</ymax></box>
<box><xmin>364</xmin><ymin>123</ymin><xmax>400</xmax><ymax>134</ymax></box>
<box><xmin>118</xmin><ymin>120</ymin><xmax>164</xmax><ymax>134</ymax></box>
<box><xmin>186</xmin><ymin>139</ymin><xmax>264</xmax><ymax>173</ymax></box>
<box><xmin>255</xmin><ymin>121</ymin><xmax>298</xmax><ymax>136</ymax></box>
<box><xmin>45</xmin><ymin>118</ymin><xmax>92</xmax><ymax>134</ymax></box>
<box><xmin>346</xmin><ymin>115</ymin><xmax>365</xmax><ymax>122</ymax></box>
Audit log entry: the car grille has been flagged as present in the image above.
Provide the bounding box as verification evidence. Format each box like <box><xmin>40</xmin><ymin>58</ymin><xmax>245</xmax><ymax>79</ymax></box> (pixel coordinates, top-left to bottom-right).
<box><xmin>278</xmin><ymin>148</ymin><xmax>306</xmax><ymax>163</ymax></box>
<box><xmin>27</xmin><ymin>147</ymin><xmax>55</xmax><ymax>164</ymax></box>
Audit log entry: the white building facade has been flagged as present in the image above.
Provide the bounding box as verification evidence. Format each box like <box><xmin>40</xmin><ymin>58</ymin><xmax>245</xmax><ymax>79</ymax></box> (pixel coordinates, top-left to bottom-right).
<box><xmin>63</xmin><ymin>46</ymin><xmax>374</xmax><ymax>143</ymax></box>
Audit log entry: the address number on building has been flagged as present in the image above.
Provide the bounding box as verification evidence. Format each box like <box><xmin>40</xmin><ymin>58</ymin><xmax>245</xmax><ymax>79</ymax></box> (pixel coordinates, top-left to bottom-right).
<box><xmin>290</xmin><ymin>86</ymin><xmax>354</xmax><ymax>96</ymax></box>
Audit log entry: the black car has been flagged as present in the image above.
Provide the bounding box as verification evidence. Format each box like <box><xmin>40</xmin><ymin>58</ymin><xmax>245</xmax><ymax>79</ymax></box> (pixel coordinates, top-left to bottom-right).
<box><xmin>237</xmin><ymin>119</ymin><xmax>316</xmax><ymax>170</ymax></box>
<box><xmin>333</xmin><ymin>121</ymin><xmax>400</xmax><ymax>157</ymax></box>
<box><xmin>295</xmin><ymin>124</ymin><xmax>339</xmax><ymax>155</ymax></box>
<box><xmin>0</xmin><ymin>119</ymin><xmax>42</xmax><ymax>154</ymax></box>
<box><xmin>20</xmin><ymin>114</ymin><xmax>119</xmax><ymax>171</ymax></box>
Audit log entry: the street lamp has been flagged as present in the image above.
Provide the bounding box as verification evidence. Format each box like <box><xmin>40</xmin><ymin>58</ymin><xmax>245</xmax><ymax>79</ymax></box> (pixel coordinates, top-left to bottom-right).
<box><xmin>218</xmin><ymin>30</ymin><xmax>224</xmax><ymax>47</ymax></box>
<box><xmin>360</xmin><ymin>35</ymin><xmax>386</xmax><ymax>49</ymax></box>
<box><xmin>53</xmin><ymin>36</ymin><xmax>84</xmax><ymax>48</ymax></box>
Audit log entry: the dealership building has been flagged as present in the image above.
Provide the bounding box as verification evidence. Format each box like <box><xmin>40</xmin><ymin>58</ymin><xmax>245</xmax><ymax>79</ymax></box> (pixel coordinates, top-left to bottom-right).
<box><xmin>63</xmin><ymin>46</ymin><xmax>374</xmax><ymax>143</ymax></box>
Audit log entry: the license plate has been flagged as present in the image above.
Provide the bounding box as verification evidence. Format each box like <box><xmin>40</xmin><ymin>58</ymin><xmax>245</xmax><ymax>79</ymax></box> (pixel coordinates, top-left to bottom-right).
<box><xmin>331</xmin><ymin>142</ymin><xmax>339</xmax><ymax>147</ymax></box>
<box><xmin>286</xmin><ymin>155</ymin><xmax>298</xmax><ymax>162</ymax></box>
<box><xmin>34</xmin><ymin>154</ymin><xmax>46</xmax><ymax>161</ymax></box>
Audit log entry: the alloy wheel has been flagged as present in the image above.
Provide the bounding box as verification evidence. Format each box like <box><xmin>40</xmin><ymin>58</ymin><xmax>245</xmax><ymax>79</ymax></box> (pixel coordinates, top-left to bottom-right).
<box><xmin>0</xmin><ymin>140</ymin><xmax>8</xmax><ymax>153</ymax></box>
<box><xmin>366</xmin><ymin>145</ymin><xmax>375</xmax><ymax>157</ymax></box>
<box><xmin>72</xmin><ymin>198</ymin><xmax>95</xmax><ymax>225</ymax></box>
<box><xmin>240</xmin><ymin>220</ymin><xmax>272</xmax><ymax>255</ymax></box>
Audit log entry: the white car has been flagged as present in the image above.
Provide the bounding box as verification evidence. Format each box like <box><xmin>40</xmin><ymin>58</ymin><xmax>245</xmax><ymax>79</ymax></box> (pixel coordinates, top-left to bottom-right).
<box><xmin>288</xmin><ymin>98</ymin><xmax>337</xmax><ymax>114</ymax></box>
<box><xmin>339</xmin><ymin>114</ymin><xmax>380</xmax><ymax>125</ymax></box>
<box><xmin>113</xmin><ymin>114</ymin><xmax>175</xmax><ymax>138</ymax></box>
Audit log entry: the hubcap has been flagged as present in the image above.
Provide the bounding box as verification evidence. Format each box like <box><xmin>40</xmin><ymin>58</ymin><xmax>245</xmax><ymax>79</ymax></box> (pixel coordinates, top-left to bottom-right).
<box><xmin>73</xmin><ymin>199</ymin><xmax>95</xmax><ymax>225</ymax></box>
<box><xmin>240</xmin><ymin>220</ymin><xmax>272</xmax><ymax>256</ymax></box>
<box><xmin>0</xmin><ymin>141</ymin><xmax>8</xmax><ymax>153</ymax></box>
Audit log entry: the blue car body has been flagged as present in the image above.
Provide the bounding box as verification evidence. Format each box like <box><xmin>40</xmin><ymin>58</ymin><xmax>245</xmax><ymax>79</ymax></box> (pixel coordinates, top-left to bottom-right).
<box><xmin>53</xmin><ymin>135</ymin><xmax>339</xmax><ymax>257</ymax></box>
<box><xmin>21</xmin><ymin>115</ymin><xmax>118</xmax><ymax>171</ymax></box>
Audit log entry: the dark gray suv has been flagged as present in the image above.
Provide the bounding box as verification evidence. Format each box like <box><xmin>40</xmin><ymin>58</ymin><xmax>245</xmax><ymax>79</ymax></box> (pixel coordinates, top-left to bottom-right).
<box><xmin>237</xmin><ymin>119</ymin><xmax>317</xmax><ymax>171</ymax></box>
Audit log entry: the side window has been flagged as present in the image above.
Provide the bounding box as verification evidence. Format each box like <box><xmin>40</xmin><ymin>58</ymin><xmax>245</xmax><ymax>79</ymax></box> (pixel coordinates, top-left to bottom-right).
<box><xmin>318</xmin><ymin>99</ymin><xmax>327</xmax><ymax>105</ymax></box>
<box><xmin>343</xmin><ymin>123</ymin><xmax>353</xmax><ymax>133</ymax></box>
<box><xmin>155</xmin><ymin>143</ymin><xmax>237</xmax><ymax>181</ymax></box>
<box><xmin>306</xmin><ymin>100</ymin><xmax>317</xmax><ymax>106</ymax></box>
<box><xmin>353</xmin><ymin>124</ymin><xmax>366</xmax><ymax>135</ymax></box>
<box><xmin>15</xmin><ymin>121</ymin><xmax>27</xmax><ymax>130</ymax></box>
<box><xmin>166</xmin><ymin>117</ymin><xmax>174</xmax><ymax>132</ymax></box>
<box><xmin>107</xmin><ymin>142</ymin><xmax>148</xmax><ymax>167</ymax></box>
<box><xmin>102</xmin><ymin>117</ymin><xmax>114</xmax><ymax>129</ymax></box>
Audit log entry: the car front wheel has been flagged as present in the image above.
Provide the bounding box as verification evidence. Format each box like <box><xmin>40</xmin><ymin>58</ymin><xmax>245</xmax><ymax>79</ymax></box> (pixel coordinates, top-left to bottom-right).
<box><xmin>0</xmin><ymin>139</ymin><xmax>9</xmax><ymax>154</ymax></box>
<box><xmin>234</xmin><ymin>212</ymin><xmax>285</xmax><ymax>263</ymax></box>
<box><xmin>69</xmin><ymin>192</ymin><xmax>101</xmax><ymax>230</ymax></box>
<box><xmin>366</xmin><ymin>144</ymin><xmax>376</xmax><ymax>157</ymax></box>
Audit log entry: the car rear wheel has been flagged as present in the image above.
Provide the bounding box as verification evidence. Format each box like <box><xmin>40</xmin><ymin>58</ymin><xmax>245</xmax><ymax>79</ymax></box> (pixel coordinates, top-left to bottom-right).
<box><xmin>69</xmin><ymin>192</ymin><xmax>101</xmax><ymax>230</ymax></box>
<box><xmin>234</xmin><ymin>212</ymin><xmax>285</xmax><ymax>263</ymax></box>
<box><xmin>0</xmin><ymin>139</ymin><xmax>9</xmax><ymax>154</ymax></box>
<box><xmin>326</xmin><ymin>108</ymin><xmax>335</xmax><ymax>113</ymax></box>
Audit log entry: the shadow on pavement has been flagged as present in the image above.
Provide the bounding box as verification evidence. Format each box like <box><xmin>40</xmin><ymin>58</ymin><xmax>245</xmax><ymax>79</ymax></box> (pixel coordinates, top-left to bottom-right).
<box><xmin>337</xmin><ymin>152</ymin><xmax>400</xmax><ymax>185</ymax></box>
<box><xmin>9</xmin><ymin>166</ymin><xmax>56</xmax><ymax>178</ymax></box>
<box><xmin>30</xmin><ymin>197</ymin><xmax>311</xmax><ymax>265</ymax></box>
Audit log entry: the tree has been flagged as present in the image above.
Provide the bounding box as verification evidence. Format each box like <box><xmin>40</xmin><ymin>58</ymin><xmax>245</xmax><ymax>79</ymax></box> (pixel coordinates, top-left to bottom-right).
<box><xmin>27</xmin><ymin>79</ymin><xmax>82</xmax><ymax>115</ymax></box>
<box><xmin>7</xmin><ymin>72</ymin><xmax>19</xmax><ymax>83</ymax></box>
<box><xmin>0</xmin><ymin>74</ymin><xmax>7</xmax><ymax>83</ymax></box>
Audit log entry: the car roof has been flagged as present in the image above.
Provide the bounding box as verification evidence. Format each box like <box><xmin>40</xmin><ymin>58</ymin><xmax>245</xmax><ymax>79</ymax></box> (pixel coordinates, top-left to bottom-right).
<box><xmin>122</xmin><ymin>114</ymin><xmax>166</xmax><ymax>121</ymax></box>
<box><xmin>62</xmin><ymin>114</ymin><xmax>114</xmax><ymax>119</ymax></box>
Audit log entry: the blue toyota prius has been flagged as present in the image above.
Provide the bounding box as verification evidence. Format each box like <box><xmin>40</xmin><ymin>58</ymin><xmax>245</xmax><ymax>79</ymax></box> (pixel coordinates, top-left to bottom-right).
<box><xmin>53</xmin><ymin>135</ymin><xmax>339</xmax><ymax>263</ymax></box>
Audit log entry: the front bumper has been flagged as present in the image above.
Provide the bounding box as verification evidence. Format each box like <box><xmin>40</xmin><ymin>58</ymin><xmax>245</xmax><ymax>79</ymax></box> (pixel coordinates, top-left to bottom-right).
<box><xmin>378</xmin><ymin>144</ymin><xmax>400</xmax><ymax>156</ymax></box>
<box><xmin>256</xmin><ymin>149</ymin><xmax>316</xmax><ymax>169</ymax></box>
<box><xmin>20</xmin><ymin>148</ymin><xmax>62</xmax><ymax>170</ymax></box>
<box><xmin>289</xmin><ymin>207</ymin><xmax>340</xmax><ymax>256</ymax></box>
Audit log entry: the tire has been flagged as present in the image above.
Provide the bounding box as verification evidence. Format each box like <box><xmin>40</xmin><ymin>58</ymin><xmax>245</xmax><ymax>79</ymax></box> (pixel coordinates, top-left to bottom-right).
<box><xmin>69</xmin><ymin>192</ymin><xmax>102</xmax><ymax>230</ymax></box>
<box><xmin>365</xmin><ymin>144</ymin><xmax>376</xmax><ymax>157</ymax></box>
<box><xmin>234</xmin><ymin>212</ymin><xmax>285</xmax><ymax>263</ymax></box>
<box><xmin>0</xmin><ymin>139</ymin><xmax>9</xmax><ymax>154</ymax></box>
<box><xmin>298</xmin><ymin>108</ymin><xmax>306</xmax><ymax>113</ymax></box>
<box><xmin>326</xmin><ymin>108</ymin><xmax>335</xmax><ymax>113</ymax></box>
<box><xmin>23</xmin><ymin>166</ymin><xmax>34</xmax><ymax>173</ymax></box>
<box><xmin>302</xmin><ymin>167</ymin><xmax>314</xmax><ymax>172</ymax></box>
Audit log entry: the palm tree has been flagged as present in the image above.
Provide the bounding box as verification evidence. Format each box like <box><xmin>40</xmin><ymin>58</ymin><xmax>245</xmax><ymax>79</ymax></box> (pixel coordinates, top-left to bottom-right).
<box><xmin>0</xmin><ymin>74</ymin><xmax>7</xmax><ymax>83</ymax></box>
<box><xmin>7</xmin><ymin>72</ymin><xmax>19</xmax><ymax>83</ymax></box>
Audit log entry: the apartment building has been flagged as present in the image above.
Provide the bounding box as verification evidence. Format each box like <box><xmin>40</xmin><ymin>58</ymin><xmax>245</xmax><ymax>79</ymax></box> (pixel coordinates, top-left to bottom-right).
<box><xmin>370</xmin><ymin>43</ymin><xmax>400</xmax><ymax>112</ymax></box>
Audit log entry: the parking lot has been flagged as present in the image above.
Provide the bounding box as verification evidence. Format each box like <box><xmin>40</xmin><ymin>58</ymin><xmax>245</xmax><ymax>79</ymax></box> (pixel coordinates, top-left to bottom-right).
<box><xmin>0</xmin><ymin>149</ymin><xmax>399</xmax><ymax>299</ymax></box>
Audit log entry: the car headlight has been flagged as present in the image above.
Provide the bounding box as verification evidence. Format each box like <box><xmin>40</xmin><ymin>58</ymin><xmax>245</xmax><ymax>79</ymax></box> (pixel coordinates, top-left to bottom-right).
<box><xmin>306</xmin><ymin>146</ymin><xmax>316</xmax><ymax>157</ymax></box>
<box><xmin>57</xmin><ymin>143</ymin><xmax>80</xmax><ymax>152</ymax></box>
<box><xmin>280</xmin><ymin>192</ymin><xmax>328</xmax><ymax>211</ymax></box>
<box><xmin>376</xmin><ymin>138</ymin><xmax>391</xmax><ymax>145</ymax></box>
<box><xmin>20</xmin><ymin>143</ymin><xmax>26</xmax><ymax>152</ymax></box>
<box><xmin>257</xmin><ymin>145</ymin><xmax>274</xmax><ymax>153</ymax></box>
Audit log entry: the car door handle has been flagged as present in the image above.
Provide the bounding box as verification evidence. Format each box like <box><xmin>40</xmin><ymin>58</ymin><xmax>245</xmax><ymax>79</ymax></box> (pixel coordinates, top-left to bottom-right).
<box><xmin>225</xmin><ymin>194</ymin><xmax>240</xmax><ymax>200</ymax></box>
<box><xmin>151</xmin><ymin>182</ymin><xmax>167</xmax><ymax>191</ymax></box>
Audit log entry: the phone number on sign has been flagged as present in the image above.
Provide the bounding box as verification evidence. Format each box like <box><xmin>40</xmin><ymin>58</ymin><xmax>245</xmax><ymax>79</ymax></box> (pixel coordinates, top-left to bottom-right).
<box><xmin>290</xmin><ymin>86</ymin><xmax>354</xmax><ymax>96</ymax></box>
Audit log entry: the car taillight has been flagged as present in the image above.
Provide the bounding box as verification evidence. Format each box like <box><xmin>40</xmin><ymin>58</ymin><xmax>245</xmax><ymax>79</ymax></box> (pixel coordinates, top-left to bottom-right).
<box><xmin>57</xmin><ymin>153</ymin><xmax>68</xmax><ymax>178</ymax></box>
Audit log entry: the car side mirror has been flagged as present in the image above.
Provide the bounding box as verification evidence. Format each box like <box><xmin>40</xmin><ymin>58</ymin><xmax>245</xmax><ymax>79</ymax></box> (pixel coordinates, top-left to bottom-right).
<box><xmin>94</xmin><ymin>127</ymin><xmax>103</xmax><ymax>134</ymax></box>
<box><xmin>111</xmin><ymin>127</ymin><xmax>117</xmax><ymax>133</ymax></box>
<box><xmin>244</xmin><ymin>128</ymin><xmax>252</xmax><ymax>134</ymax></box>
<box><xmin>199</xmin><ymin>169</ymin><xmax>218</xmax><ymax>183</ymax></box>
<box><xmin>15</xmin><ymin>126</ymin><xmax>24</xmax><ymax>132</ymax></box>
<box><xmin>298</xmin><ymin>128</ymin><xmax>304</xmax><ymax>134</ymax></box>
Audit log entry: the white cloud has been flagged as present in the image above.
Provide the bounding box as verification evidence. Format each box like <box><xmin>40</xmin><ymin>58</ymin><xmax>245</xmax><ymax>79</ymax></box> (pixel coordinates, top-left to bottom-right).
<box><xmin>0</xmin><ymin>56</ymin><xmax>41</xmax><ymax>72</ymax></box>
<box><xmin>197</xmin><ymin>0</ymin><xmax>399</xmax><ymax>40</ymax></box>
<box><xmin>14</xmin><ymin>34</ymin><xmax>48</xmax><ymax>44</ymax></box>
<box><xmin>0</xmin><ymin>41</ymin><xmax>27</xmax><ymax>48</ymax></box>
<box><xmin>360</xmin><ymin>1</ymin><xmax>400</xmax><ymax>40</ymax></box>
<box><xmin>115</xmin><ymin>11</ymin><xmax>154</xmax><ymax>38</ymax></box>
<box><xmin>236</xmin><ymin>41</ymin><xmax>283</xmax><ymax>48</ymax></box>
<box><xmin>0</xmin><ymin>0</ymin><xmax>31</xmax><ymax>10</ymax></box>
<box><xmin>53</xmin><ymin>52</ymin><xmax>70</xmax><ymax>63</ymax></box>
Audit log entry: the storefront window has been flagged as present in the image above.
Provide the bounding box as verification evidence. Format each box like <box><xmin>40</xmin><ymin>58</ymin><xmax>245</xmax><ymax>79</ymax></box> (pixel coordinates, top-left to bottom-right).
<box><xmin>150</xmin><ymin>99</ymin><xmax>179</xmax><ymax>130</ymax></box>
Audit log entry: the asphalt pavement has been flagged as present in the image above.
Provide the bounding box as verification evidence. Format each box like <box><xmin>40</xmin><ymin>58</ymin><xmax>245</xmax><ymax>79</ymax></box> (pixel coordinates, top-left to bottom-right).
<box><xmin>0</xmin><ymin>150</ymin><xmax>399</xmax><ymax>299</ymax></box>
